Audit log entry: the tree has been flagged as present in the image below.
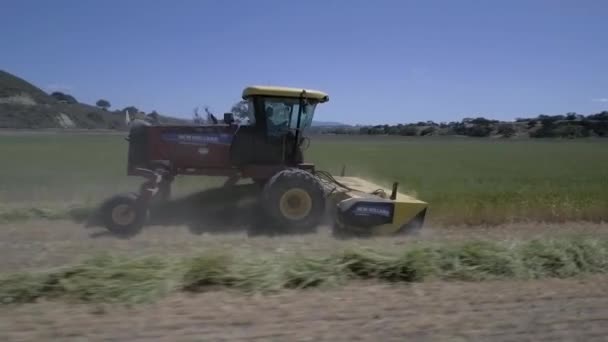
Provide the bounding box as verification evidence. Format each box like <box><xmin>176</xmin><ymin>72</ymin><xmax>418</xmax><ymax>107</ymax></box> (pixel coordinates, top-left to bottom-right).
<box><xmin>146</xmin><ymin>110</ymin><xmax>160</xmax><ymax>124</ymax></box>
<box><xmin>359</xmin><ymin>127</ymin><xmax>371</xmax><ymax>135</ymax></box>
<box><xmin>470</xmin><ymin>117</ymin><xmax>494</xmax><ymax>125</ymax></box>
<box><xmin>530</xmin><ymin>117</ymin><xmax>558</xmax><ymax>138</ymax></box>
<box><xmin>230</xmin><ymin>100</ymin><xmax>250</xmax><ymax>120</ymax></box>
<box><xmin>87</xmin><ymin>111</ymin><xmax>104</xmax><ymax>123</ymax></box>
<box><xmin>467</xmin><ymin>124</ymin><xmax>492</xmax><ymax>137</ymax></box>
<box><xmin>399</xmin><ymin>125</ymin><xmax>418</xmax><ymax>136</ymax></box>
<box><xmin>581</xmin><ymin>112</ymin><xmax>608</xmax><ymax>136</ymax></box>
<box><xmin>387</xmin><ymin>126</ymin><xmax>400</xmax><ymax>135</ymax></box>
<box><xmin>50</xmin><ymin>91</ymin><xmax>63</xmax><ymax>98</ymax></box>
<box><xmin>50</xmin><ymin>91</ymin><xmax>77</xmax><ymax>104</ymax></box>
<box><xmin>497</xmin><ymin>123</ymin><xmax>516</xmax><ymax>138</ymax></box>
<box><xmin>420</xmin><ymin>126</ymin><xmax>436</xmax><ymax>136</ymax></box>
<box><xmin>588</xmin><ymin>111</ymin><xmax>608</xmax><ymax>121</ymax></box>
<box><xmin>96</xmin><ymin>99</ymin><xmax>111</xmax><ymax>111</ymax></box>
<box><xmin>122</xmin><ymin>106</ymin><xmax>139</xmax><ymax>114</ymax></box>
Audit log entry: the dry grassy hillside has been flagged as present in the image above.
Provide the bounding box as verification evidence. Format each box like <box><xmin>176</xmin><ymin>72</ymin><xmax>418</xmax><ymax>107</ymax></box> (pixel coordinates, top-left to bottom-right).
<box><xmin>0</xmin><ymin>70</ymin><xmax>188</xmax><ymax>129</ymax></box>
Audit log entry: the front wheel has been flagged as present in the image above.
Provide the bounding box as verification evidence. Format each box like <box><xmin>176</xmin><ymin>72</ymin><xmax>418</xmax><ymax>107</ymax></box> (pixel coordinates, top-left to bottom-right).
<box><xmin>261</xmin><ymin>168</ymin><xmax>326</xmax><ymax>234</ymax></box>
<box><xmin>99</xmin><ymin>193</ymin><xmax>147</xmax><ymax>237</ymax></box>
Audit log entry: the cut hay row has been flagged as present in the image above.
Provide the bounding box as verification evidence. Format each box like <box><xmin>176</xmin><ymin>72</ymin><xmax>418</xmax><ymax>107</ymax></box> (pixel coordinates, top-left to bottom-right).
<box><xmin>0</xmin><ymin>206</ymin><xmax>93</xmax><ymax>223</ymax></box>
<box><xmin>2</xmin><ymin>236</ymin><xmax>608</xmax><ymax>305</ymax></box>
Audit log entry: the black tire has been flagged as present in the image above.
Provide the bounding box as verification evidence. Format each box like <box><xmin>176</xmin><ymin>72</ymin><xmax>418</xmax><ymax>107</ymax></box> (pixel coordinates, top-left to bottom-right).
<box><xmin>99</xmin><ymin>192</ymin><xmax>147</xmax><ymax>237</ymax></box>
<box><xmin>261</xmin><ymin>168</ymin><xmax>326</xmax><ymax>233</ymax></box>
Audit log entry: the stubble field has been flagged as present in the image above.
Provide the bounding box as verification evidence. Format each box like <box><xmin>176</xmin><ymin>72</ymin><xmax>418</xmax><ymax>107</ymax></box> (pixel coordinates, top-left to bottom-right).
<box><xmin>1</xmin><ymin>131</ymin><xmax>608</xmax><ymax>341</ymax></box>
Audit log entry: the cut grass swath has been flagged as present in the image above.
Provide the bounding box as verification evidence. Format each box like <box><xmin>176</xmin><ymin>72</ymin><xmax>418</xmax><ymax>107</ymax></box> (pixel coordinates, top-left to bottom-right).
<box><xmin>2</xmin><ymin>237</ymin><xmax>608</xmax><ymax>304</ymax></box>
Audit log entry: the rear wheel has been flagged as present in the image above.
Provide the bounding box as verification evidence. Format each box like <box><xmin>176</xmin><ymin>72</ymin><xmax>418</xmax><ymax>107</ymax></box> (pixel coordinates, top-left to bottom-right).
<box><xmin>99</xmin><ymin>193</ymin><xmax>147</xmax><ymax>237</ymax></box>
<box><xmin>261</xmin><ymin>168</ymin><xmax>326</xmax><ymax>233</ymax></box>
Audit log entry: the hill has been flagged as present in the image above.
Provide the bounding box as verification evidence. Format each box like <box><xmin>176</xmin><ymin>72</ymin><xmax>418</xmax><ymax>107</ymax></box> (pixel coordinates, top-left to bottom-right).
<box><xmin>314</xmin><ymin>114</ymin><xmax>608</xmax><ymax>138</ymax></box>
<box><xmin>2</xmin><ymin>69</ymin><xmax>606</xmax><ymax>138</ymax></box>
<box><xmin>0</xmin><ymin>70</ymin><xmax>189</xmax><ymax>130</ymax></box>
<box><xmin>311</xmin><ymin>120</ymin><xmax>350</xmax><ymax>127</ymax></box>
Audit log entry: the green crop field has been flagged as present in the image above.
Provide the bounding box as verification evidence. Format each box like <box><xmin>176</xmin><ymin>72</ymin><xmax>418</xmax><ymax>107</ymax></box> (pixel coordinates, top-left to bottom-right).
<box><xmin>0</xmin><ymin>132</ymin><xmax>607</xmax><ymax>226</ymax></box>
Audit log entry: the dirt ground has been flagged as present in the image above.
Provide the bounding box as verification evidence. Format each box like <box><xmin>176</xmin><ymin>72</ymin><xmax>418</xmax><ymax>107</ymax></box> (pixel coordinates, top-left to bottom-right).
<box><xmin>1</xmin><ymin>220</ymin><xmax>608</xmax><ymax>341</ymax></box>
<box><xmin>1</xmin><ymin>220</ymin><xmax>608</xmax><ymax>273</ymax></box>
<box><xmin>1</xmin><ymin>276</ymin><xmax>608</xmax><ymax>341</ymax></box>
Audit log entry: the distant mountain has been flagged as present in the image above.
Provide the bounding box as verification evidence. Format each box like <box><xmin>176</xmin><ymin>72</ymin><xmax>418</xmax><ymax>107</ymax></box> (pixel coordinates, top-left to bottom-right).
<box><xmin>312</xmin><ymin>120</ymin><xmax>350</xmax><ymax>127</ymax></box>
<box><xmin>0</xmin><ymin>70</ymin><xmax>188</xmax><ymax>130</ymax></box>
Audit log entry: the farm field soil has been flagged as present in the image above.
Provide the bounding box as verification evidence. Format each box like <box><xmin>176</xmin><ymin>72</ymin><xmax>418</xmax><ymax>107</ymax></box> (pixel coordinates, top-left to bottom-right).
<box><xmin>1</xmin><ymin>275</ymin><xmax>607</xmax><ymax>341</ymax></box>
<box><xmin>2</xmin><ymin>220</ymin><xmax>608</xmax><ymax>273</ymax></box>
<box><xmin>2</xmin><ymin>221</ymin><xmax>608</xmax><ymax>341</ymax></box>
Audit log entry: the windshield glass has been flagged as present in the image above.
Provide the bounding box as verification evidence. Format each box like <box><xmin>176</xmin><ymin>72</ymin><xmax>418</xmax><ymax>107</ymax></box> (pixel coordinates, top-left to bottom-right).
<box><xmin>237</xmin><ymin>98</ymin><xmax>256</xmax><ymax>125</ymax></box>
<box><xmin>263</xmin><ymin>97</ymin><xmax>317</xmax><ymax>136</ymax></box>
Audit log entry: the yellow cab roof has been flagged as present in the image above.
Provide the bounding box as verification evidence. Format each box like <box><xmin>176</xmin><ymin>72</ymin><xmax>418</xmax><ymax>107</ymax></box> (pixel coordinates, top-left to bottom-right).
<box><xmin>242</xmin><ymin>85</ymin><xmax>329</xmax><ymax>102</ymax></box>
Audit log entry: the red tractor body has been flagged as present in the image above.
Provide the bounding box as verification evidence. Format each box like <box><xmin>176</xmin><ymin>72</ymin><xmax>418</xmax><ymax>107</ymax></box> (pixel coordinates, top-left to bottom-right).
<box><xmin>127</xmin><ymin>124</ymin><xmax>238</xmax><ymax>177</ymax></box>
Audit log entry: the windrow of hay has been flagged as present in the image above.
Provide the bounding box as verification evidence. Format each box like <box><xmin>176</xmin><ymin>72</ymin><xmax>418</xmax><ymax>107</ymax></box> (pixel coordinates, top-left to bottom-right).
<box><xmin>2</xmin><ymin>237</ymin><xmax>608</xmax><ymax>304</ymax></box>
<box><xmin>0</xmin><ymin>206</ymin><xmax>93</xmax><ymax>224</ymax></box>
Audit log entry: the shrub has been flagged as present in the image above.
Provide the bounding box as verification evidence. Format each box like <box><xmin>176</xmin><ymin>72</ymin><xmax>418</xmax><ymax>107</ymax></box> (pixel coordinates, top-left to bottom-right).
<box><xmin>50</xmin><ymin>92</ymin><xmax>77</xmax><ymax>104</ymax></box>
<box><xmin>497</xmin><ymin>123</ymin><xmax>516</xmax><ymax>138</ymax></box>
<box><xmin>96</xmin><ymin>99</ymin><xmax>111</xmax><ymax>110</ymax></box>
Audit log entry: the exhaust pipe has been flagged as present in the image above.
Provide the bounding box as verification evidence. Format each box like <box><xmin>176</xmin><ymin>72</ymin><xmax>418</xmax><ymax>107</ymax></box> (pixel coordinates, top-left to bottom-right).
<box><xmin>390</xmin><ymin>182</ymin><xmax>398</xmax><ymax>200</ymax></box>
<box><xmin>125</xmin><ymin>109</ymin><xmax>132</xmax><ymax>126</ymax></box>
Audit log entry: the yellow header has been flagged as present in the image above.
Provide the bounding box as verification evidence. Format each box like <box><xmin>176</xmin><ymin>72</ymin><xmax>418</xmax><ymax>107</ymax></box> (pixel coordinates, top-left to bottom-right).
<box><xmin>242</xmin><ymin>85</ymin><xmax>329</xmax><ymax>102</ymax></box>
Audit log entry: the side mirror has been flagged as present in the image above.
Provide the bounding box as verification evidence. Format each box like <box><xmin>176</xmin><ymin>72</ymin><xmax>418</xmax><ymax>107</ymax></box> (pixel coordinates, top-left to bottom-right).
<box><xmin>223</xmin><ymin>113</ymin><xmax>235</xmax><ymax>125</ymax></box>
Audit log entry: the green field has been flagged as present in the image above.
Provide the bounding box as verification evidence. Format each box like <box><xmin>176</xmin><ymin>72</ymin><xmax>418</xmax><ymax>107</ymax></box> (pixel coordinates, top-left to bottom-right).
<box><xmin>0</xmin><ymin>133</ymin><xmax>607</xmax><ymax>225</ymax></box>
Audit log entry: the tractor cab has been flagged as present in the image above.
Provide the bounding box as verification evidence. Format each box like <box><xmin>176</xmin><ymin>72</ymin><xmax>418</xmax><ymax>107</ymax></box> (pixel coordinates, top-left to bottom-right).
<box><xmin>241</xmin><ymin>86</ymin><xmax>328</xmax><ymax>137</ymax></box>
<box><xmin>229</xmin><ymin>86</ymin><xmax>329</xmax><ymax>167</ymax></box>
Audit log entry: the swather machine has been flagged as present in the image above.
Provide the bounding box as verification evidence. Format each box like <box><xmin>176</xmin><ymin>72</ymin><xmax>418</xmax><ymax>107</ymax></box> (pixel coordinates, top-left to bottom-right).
<box><xmin>99</xmin><ymin>86</ymin><xmax>428</xmax><ymax>237</ymax></box>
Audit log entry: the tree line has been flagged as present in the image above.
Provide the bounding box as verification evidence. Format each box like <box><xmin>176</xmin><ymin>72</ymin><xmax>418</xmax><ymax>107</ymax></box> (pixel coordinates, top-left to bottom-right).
<box><xmin>48</xmin><ymin>91</ymin><xmax>608</xmax><ymax>138</ymax></box>
<box><xmin>312</xmin><ymin>111</ymin><xmax>608</xmax><ymax>138</ymax></box>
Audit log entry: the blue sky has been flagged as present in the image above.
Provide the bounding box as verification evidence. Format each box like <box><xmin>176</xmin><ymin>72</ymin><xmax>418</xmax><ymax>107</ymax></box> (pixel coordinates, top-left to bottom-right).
<box><xmin>2</xmin><ymin>0</ymin><xmax>607</xmax><ymax>125</ymax></box>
